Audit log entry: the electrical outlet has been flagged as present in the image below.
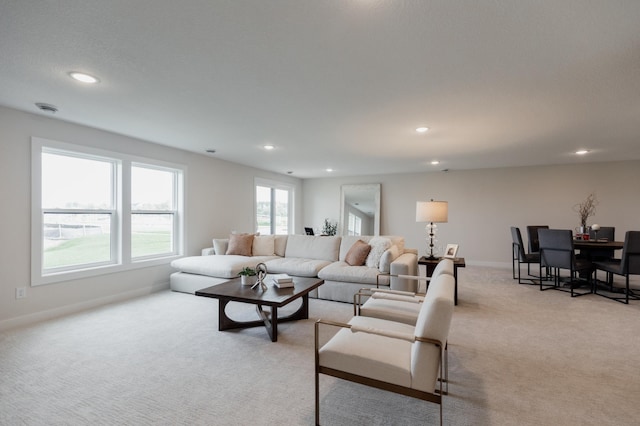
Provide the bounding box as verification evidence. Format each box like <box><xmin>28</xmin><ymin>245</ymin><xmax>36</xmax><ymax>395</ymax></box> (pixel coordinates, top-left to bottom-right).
<box><xmin>16</xmin><ymin>287</ymin><xmax>26</xmax><ymax>299</ymax></box>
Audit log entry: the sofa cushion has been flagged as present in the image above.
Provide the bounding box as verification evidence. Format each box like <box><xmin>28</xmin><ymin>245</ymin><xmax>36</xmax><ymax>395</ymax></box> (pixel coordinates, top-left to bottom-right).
<box><xmin>253</xmin><ymin>235</ymin><xmax>275</xmax><ymax>256</ymax></box>
<box><xmin>226</xmin><ymin>233</ymin><xmax>254</xmax><ymax>256</ymax></box>
<box><xmin>318</xmin><ymin>261</ymin><xmax>381</xmax><ymax>285</ymax></box>
<box><xmin>265</xmin><ymin>257</ymin><xmax>333</xmax><ymax>277</ymax></box>
<box><xmin>366</xmin><ymin>237</ymin><xmax>392</xmax><ymax>268</ymax></box>
<box><xmin>344</xmin><ymin>240</ymin><xmax>371</xmax><ymax>266</ymax></box>
<box><xmin>274</xmin><ymin>235</ymin><xmax>288</xmax><ymax>256</ymax></box>
<box><xmin>379</xmin><ymin>244</ymin><xmax>401</xmax><ymax>273</ymax></box>
<box><xmin>171</xmin><ymin>255</ymin><xmax>278</xmax><ymax>279</ymax></box>
<box><xmin>284</xmin><ymin>235</ymin><xmax>341</xmax><ymax>261</ymax></box>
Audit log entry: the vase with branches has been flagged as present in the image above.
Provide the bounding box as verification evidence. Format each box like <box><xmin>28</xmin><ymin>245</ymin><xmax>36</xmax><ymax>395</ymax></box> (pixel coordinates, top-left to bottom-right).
<box><xmin>573</xmin><ymin>192</ymin><xmax>598</xmax><ymax>231</ymax></box>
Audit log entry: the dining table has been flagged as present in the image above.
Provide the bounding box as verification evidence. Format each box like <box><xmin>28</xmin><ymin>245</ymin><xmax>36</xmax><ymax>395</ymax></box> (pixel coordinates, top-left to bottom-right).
<box><xmin>573</xmin><ymin>239</ymin><xmax>624</xmax><ymax>287</ymax></box>
<box><xmin>573</xmin><ymin>239</ymin><xmax>624</xmax><ymax>252</ymax></box>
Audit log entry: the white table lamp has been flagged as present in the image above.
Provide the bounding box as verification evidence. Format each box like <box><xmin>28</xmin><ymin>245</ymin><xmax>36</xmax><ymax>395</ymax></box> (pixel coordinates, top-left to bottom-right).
<box><xmin>416</xmin><ymin>200</ymin><xmax>448</xmax><ymax>259</ymax></box>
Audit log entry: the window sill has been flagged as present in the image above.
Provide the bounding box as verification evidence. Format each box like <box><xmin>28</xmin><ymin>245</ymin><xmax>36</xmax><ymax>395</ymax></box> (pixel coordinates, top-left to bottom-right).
<box><xmin>32</xmin><ymin>255</ymin><xmax>181</xmax><ymax>287</ymax></box>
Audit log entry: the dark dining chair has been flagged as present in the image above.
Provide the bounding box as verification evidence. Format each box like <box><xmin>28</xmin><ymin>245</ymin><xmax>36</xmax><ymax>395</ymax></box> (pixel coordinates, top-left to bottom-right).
<box><xmin>511</xmin><ymin>226</ymin><xmax>541</xmax><ymax>285</ymax></box>
<box><xmin>538</xmin><ymin>229</ymin><xmax>593</xmax><ymax>297</ymax></box>
<box><xmin>593</xmin><ymin>231</ymin><xmax>640</xmax><ymax>304</ymax></box>
<box><xmin>526</xmin><ymin>225</ymin><xmax>549</xmax><ymax>254</ymax></box>
<box><xmin>586</xmin><ymin>226</ymin><xmax>616</xmax><ymax>261</ymax></box>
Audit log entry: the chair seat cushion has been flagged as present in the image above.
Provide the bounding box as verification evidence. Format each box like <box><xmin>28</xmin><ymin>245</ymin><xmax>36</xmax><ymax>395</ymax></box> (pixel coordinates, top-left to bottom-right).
<box><xmin>318</xmin><ymin>327</ymin><xmax>413</xmax><ymax>388</ymax></box>
<box><xmin>359</xmin><ymin>298</ymin><xmax>421</xmax><ymax>325</ymax></box>
<box><xmin>594</xmin><ymin>259</ymin><xmax>623</xmax><ymax>274</ymax></box>
<box><xmin>348</xmin><ymin>315</ymin><xmax>417</xmax><ymax>334</ymax></box>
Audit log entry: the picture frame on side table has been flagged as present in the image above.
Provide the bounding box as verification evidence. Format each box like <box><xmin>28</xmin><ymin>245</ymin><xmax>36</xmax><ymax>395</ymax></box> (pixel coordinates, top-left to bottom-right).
<box><xmin>444</xmin><ymin>244</ymin><xmax>459</xmax><ymax>258</ymax></box>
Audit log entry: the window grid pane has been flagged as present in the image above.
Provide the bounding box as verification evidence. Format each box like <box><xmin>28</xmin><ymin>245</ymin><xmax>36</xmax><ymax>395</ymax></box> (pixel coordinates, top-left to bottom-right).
<box><xmin>274</xmin><ymin>188</ymin><xmax>289</xmax><ymax>234</ymax></box>
<box><xmin>43</xmin><ymin>212</ymin><xmax>112</xmax><ymax>269</ymax></box>
<box><xmin>42</xmin><ymin>152</ymin><xmax>113</xmax><ymax>209</ymax></box>
<box><xmin>131</xmin><ymin>213</ymin><xmax>174</xmax><ymax>258</ymax></box>
<box><xmin>256</xmin><ymin>185</ymin><xmax>272</xmax><ymax>235</ymax></box>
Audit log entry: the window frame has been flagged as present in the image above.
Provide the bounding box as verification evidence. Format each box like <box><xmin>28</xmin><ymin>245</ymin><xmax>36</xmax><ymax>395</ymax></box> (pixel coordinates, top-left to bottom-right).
<box><xmin>31</xmin><ymin>137</ymin><xmax>185</xmax><ymax>286</ymax></box>
<box><xmin>254</xmin><ymin>178</ymin><xmax>294</xmax><ymax>235</ymax></box>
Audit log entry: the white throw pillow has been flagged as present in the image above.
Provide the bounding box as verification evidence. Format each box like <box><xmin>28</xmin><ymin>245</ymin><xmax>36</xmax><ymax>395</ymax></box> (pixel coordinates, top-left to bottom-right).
<box><xmin>252</xmin><ymin>235</ymin><xmax>276</xmax><ymax>256</ymax></box>
<box><xmin>366</xmin><ymin>237</ymin><xmax>392</xmax><ymax>268</ymax></box>
<box><xmin>379</xmin><ymin>244</ymin><xmax>401</xmax><ymax>273</ymax></box>
<box><xmin>213</xmin><ymin>238</ymin><xmax>229</xmax><ymax>255</ymax></box>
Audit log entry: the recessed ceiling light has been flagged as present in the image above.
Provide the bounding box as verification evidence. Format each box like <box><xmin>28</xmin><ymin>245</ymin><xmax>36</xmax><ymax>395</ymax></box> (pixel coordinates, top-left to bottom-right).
<box><xmin>69</xmin><ymin>72</ymin><xmax>100</xmax><ymax>84</ymax></box>
<box><xmin>326</xmin><ymin>168</ymin><xmax>333</xmax><ymax>172</ymax></box>
<box><xmin>263</xmin><ymin>144</ymin><xmax>275</xmax><ymax>150</ymax></box>
<box><xmin>575</xmin><ymin>150</ymin><xmax>590</xmax><ymax>155</ymax></box>
<box><xmin>416</xmin><ymin>127</ymin><xmax>429</xmax><ymax>133</ymax></box>
<box><xmin>431</xmin><ymin>160</ymin><xmax>440</xmax><ymax>165</ymax></box>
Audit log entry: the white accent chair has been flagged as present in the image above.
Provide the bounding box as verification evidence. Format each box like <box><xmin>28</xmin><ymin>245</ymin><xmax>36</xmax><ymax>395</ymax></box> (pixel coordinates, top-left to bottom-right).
<box><xmin>353</xmin><ymin>258</ymin><xmax>454</xmax><ymax>325</ymax></box>
<box><xmin>315</xmin><ymin>273</ymin><xmax>455</xmax><ymax>425</ymax></box>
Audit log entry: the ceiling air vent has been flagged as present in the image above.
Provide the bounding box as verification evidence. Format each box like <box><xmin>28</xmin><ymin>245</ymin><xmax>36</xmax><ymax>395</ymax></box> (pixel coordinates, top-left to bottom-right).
<box><xmin>35</xmin><ymin>103</ymin><xmax>58</xmax><ymax>114</ymax></box>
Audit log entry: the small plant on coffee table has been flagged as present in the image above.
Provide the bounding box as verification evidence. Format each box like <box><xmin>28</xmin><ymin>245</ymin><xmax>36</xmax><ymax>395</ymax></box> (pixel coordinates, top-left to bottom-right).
<box><xmin>239</xmin><ymin>267</ymin><xmax>256</xmax><ymax>277</ymax></box>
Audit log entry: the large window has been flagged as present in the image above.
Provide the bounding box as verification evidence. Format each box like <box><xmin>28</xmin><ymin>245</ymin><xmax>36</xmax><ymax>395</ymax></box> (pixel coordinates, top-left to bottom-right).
<box><xmin>131</xmin><ymin>165</ymin><xmax>178</xmax><ymax>259</ymax></box>
<box><xmin>32</xmin><ymin>138</ymin><xmax>184</xmax><ymax>285</ymax></box>
<box><xmin>255</xmin><ymin>178</ymin><xmax>293</xmax><ymax>235</ymax></box>
<box><xmin>41</xmin><ymin>151</ymin><xmax>117</xmax><ymax>271</ymax></box>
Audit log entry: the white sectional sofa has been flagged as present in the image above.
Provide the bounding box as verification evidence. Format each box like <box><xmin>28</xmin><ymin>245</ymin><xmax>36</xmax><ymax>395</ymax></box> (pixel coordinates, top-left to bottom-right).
<box><xmin>170</xmin><ymin>234</ymin><xmax>418</xmax><ymax>303</ymax></box>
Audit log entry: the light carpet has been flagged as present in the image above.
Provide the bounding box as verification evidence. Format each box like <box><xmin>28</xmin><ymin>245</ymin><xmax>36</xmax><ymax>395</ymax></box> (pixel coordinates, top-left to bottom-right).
<box><xmin>1</xmin><ymin>266</ymin><xmax>639</xmax><ymax>425</ymax></box>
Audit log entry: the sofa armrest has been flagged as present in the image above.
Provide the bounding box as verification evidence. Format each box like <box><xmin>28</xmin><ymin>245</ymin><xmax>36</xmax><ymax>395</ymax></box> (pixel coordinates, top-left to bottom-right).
<box><xmin>201</xmin><ymin>247</ymin><xmax>215</xmax><ymax>256</ymax></box>
<box><xmin>390</xmin><ymin>252</ymin><xmax>419</xmax><ymax>292</ymax></box>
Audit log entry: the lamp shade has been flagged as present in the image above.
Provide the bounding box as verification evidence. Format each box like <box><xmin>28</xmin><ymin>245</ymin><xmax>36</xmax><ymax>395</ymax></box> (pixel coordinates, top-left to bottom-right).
<box><xmin>416</xmin><ymin>201</ymin><xmax>448</xmax><ymax>223</ymax></box>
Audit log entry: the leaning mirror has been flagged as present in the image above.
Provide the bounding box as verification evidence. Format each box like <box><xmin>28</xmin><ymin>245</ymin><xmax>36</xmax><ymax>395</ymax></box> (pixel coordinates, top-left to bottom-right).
<box><xmin>339</xmin><ymin>184</ymin><xmax>381</xmax><ymax>236</ymax></box>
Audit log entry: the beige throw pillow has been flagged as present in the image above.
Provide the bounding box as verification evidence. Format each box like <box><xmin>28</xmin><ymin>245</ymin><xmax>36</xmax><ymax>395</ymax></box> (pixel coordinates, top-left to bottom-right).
<box><xmin>226</xmin><ymin>233</ymin><xmax>254</xmax><ymax>256</ymax></box>
<box><xmin>344</xmin><ymin>240</ymin><xmax>371</xmax><ymax>266</ymax></box>
<box><xmin>252</xmin><ymin>235</ymin><xmax>276</xmax><ymax>256</ymax></box>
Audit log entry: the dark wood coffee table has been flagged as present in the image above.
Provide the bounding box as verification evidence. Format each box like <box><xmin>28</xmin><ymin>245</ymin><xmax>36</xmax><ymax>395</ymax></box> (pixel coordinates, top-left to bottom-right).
<box><xmin>195</xmin><ymin>276</ymin><xmax>324</xmax><ymax>342</ymax></box>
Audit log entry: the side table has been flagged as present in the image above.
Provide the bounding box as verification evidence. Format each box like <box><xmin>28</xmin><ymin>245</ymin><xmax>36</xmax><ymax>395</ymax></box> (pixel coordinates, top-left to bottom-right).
<box><xmin>418</xmin><ymin>256</ymin><xmax>466</xmax><ymax>305</ymax></box>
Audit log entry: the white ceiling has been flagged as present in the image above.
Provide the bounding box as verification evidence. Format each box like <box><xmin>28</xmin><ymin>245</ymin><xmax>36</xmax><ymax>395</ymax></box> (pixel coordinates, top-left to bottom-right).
<box><xmin>1</xmin><ymin>1</ymin><xmax>640</xmax><ymax>178</ymax></box>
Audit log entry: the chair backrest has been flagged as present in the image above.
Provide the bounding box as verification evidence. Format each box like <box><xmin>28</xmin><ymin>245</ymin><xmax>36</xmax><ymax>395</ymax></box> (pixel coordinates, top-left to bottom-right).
<box><xmin>589</xmin><ymin>226</ymin><xmax>614</xmax><ymax>241</ymax></box>
<box><xmin>510</xmin><ymin>227</ymin><xmax>527</xmax><ymax>261</ymax></box>
<box><xmin>538</xmin><ymin>229</ymin><xmax>575</xmax><ymax>269</ymax></box>
<box><xmin>527</xmin><ymin>225</ymin><xmax>549</xmax><ymax>253</ymax></box>
<box><xmin>621</xmin><ymin>231</ymin><xmax>640</xmax><ymax>274</ymax></box>
<box><xmin>431</xmin><ymin>258</ymin><xmax>454</xmax><ymax>281</ymax></box>
<box><xmin>411</xmin><ymin>274</ymin><xmax>454</xmax><ymax>392</ymax></box>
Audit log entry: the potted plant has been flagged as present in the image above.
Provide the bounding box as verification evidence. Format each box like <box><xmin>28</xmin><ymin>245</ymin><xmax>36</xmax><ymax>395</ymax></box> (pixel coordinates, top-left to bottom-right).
<box><xmin>238</xmin><ymin>267</ymin><xmax>257</xmax><ymax>285</ymax></box>
<box><xmin>322</xmin><ymin>218</ymin><xmax>338</xmax><ymax>236</ymax></box>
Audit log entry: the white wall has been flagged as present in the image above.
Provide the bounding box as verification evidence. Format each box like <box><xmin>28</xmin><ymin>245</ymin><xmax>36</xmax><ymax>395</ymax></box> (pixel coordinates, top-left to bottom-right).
<box><xmin>0</xmin><ymin>107</ymin><xmax>301</xmax><ymax>328</ymax></box>
<box><xmin>3</xmin><ymin>104</ymin><xmax>639</xmax><ymax>328</ymax></box>
<box><xmin>302</xmin><ymin>162</ymin><xmax>640</xmax><ymax>266</ymax></box>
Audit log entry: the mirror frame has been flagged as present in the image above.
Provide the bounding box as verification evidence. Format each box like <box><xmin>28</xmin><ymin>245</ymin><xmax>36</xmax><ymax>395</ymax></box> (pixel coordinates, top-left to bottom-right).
<box><xmin>339</xmin><ymin>183</ymin><xmax>381</xmax><ymax>236</ymax></box>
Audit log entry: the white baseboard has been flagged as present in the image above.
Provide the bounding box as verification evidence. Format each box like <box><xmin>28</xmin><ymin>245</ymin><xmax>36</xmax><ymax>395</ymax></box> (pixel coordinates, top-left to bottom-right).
<box><xmin>0</xmin><ymin>281</ymin><xmax>169</xmax><ymax>332</ymax></box>
<box><xmin>466</xmin><ymin>260</ymin><xmax>512</xmax><ymax>269</ymax></box>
